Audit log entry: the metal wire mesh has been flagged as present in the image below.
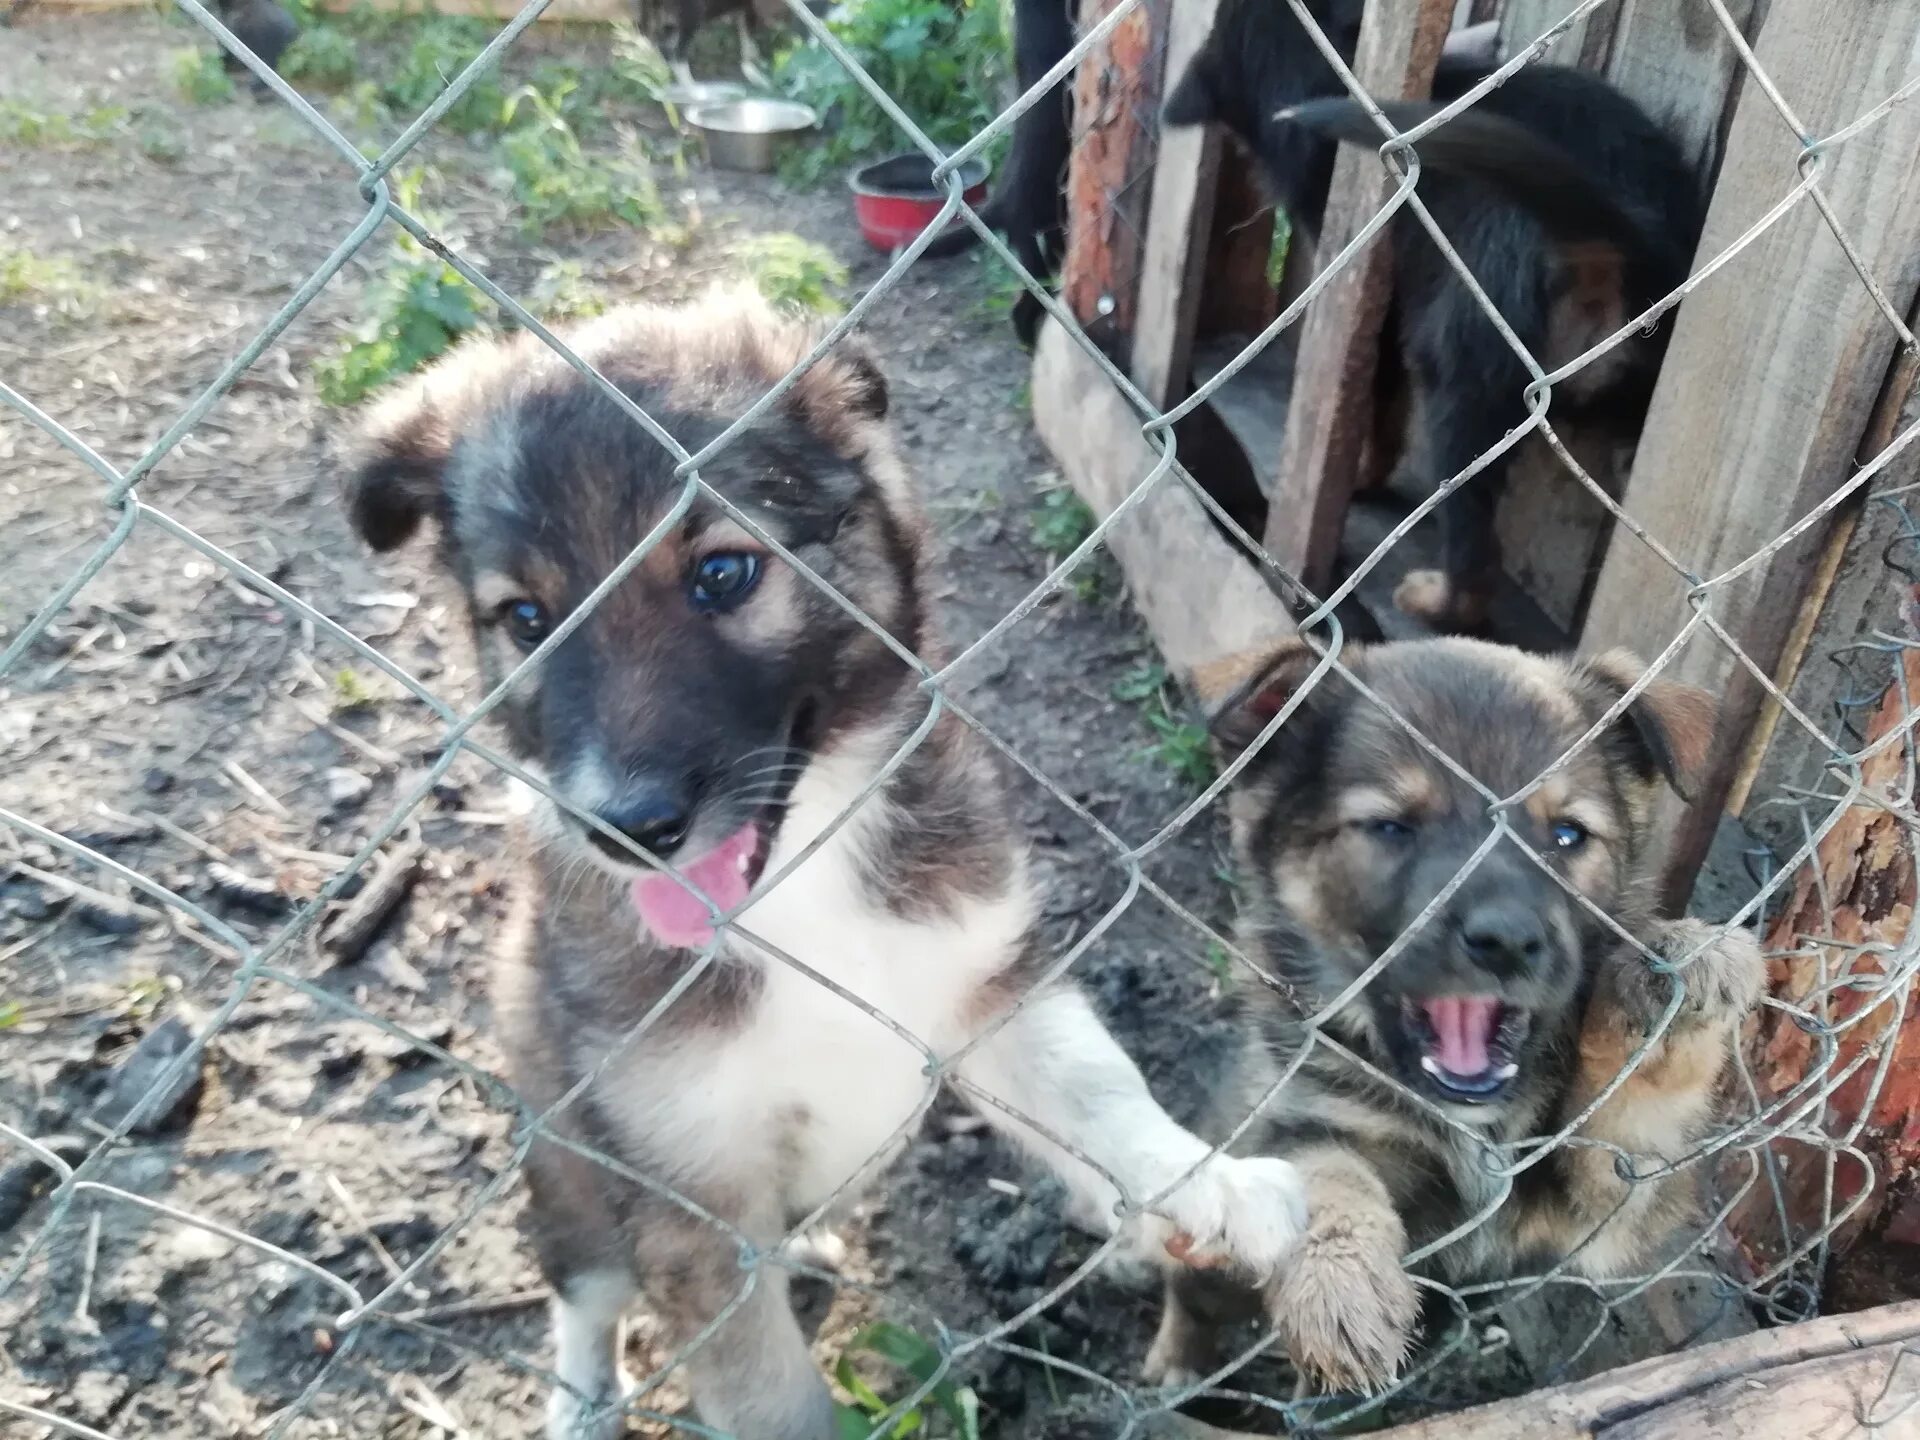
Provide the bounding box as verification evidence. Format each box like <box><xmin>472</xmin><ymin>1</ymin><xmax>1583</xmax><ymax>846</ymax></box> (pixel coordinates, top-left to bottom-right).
<box><xmin>3</xmin><ymin>0</ymin><xmax>1919</xmax><ymax>1436</ymax></box>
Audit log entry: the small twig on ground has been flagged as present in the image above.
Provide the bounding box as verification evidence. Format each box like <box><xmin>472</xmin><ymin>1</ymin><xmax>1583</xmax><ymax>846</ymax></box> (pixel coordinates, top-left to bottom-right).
<box><xmin>321</xmin><ymin>839</ymin><xmax>425</xmax><ymax>964</ymax></box>
<box><xmin>6</xmin><ymin>860</ymin><xmax>154</xmax><ymax>935</ymax></box>
<box><xmin>387</xmin><ymin>1289</ymin><xmax>549</xmax><ymax>1326</ymax></box>
<box><xmin>99</xmin><ymin>804</ymin><xmax>233</xmax><ymax>865</ymax></box>
<box><xmin>221</xmin><ymin>759</ymin><xmax>292</xmax><ymax>818</ymax></box>
<box><xmin>325</xmin><ymin>1172</ymin><xmax>426</xmax><ymax>1299</ymax></box>
<box><xmin>288</xmin><ymin>694</ymin><xmax>403</xmax><ymax>770</ymax></box>
<box><xmin>74</xmin><ymin>1209</ymin><xmax>101</xmax><ymax>1334</ymax></box>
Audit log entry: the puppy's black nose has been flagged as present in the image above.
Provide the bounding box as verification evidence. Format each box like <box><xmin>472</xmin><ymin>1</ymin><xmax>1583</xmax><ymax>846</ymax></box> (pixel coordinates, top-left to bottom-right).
<box><xmin>591</xmin><ymin>786</ymin><xmax>693</xmax><ymax>861</ymax></box>
<box><xmin>1458</xmin><ymin>905</ymin><xmax>1547</xmax><ymax>972</ymax></box>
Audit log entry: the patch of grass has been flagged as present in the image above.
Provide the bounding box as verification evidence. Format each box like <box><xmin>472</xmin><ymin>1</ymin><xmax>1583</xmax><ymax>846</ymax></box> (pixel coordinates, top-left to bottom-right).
<box><xmin>526</xmin><ymin>259</ymin><xmax>607</xmax><ymax>321</ymax></box>
<box><xmin>0</xmin><ymin>99</ymin><xmax>126</xmax><ymax>147</ymax></box>
<box><xmin>1115</xmin><ymin>662</ymin><xmax>1217</xmax><ymax>788</ymax></box>
<box><xmin>833</xmin><ymin>1322</ymin><xmax>981</xmax><ymax>1439</ymax></box>
<box><xmin>499</xmin><ymin>82</ymin><xmax>663</xmax><ymax>235</ymax></box>
<box><xmin>0</xmin><ymin>248</ymin><xmax>104</xmax><ymax>321</ymax></box>
<box><xmin>1144</xmin><ymin>709</ymin><xmax>1216</xmax><ymax>787</ymax></box>
<box><xmin>171</xmin><ymin>47</ymin><xmax>237</xmax><ymax>105</ymax></box>
<box><xmin>281</xmin><ymin>23</ymin><xmax>359</xmax><ymax>90</ymax></box>
<box><xmin>381</xmin><ymin>17</ymin><xmax>504</xmax><ymax>132</ymax></box>
<box><xmin>1030</xmin><ymin>487</ymin><xmax>1096</xmax><ymax>557</ymax></box>
<box><xmin>312</xmin><ymin>171</ymin><xmax>495</xmax><ymax>406</ymax></box>
<box><xmin>134</xmin><ymin>112</ymin><xmax>188</xmax><ymax>165</ymax></box>
<box><xmin>330</xmin><ymin>667</ymin><xmax>380</xmax><ymax>712</ymax></box>
<box><xmin>1111</xmin><ymin>661</ymin><xmax>1169</xmax><ymax>704</ymax></box>
<box><xmin>773</xmin><ymin>0</ymin><xmax>1008</xmax><ymax>186</ymax></box>
<box><xmin>732</xmin><ymin>233</ymin><xmax>849</xmax><ymax>316</ymax></box>
<box><xmin>0</xmin><ymin>1000</ymin><xmax>21</xmax><ymax>1031</ymax></box>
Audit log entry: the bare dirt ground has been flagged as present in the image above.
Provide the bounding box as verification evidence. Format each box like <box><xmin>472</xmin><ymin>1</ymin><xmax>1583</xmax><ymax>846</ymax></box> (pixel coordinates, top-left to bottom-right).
<box><xmin>0</xmin><ymin>11</ymin><xmax>1737</xmax><ymax>1439</ymax></box>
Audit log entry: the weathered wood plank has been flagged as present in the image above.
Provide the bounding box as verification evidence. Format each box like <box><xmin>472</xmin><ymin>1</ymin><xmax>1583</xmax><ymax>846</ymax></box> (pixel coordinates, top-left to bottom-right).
<box><xmin>1128</xmin><ymin>1300</ymin><xmax>1920</xmax><ymax>1440</ymax></box>
<box><xmin>1032</xmin><ymin>317</ymin><xmax>1293</xmax><ymax>679</ymax></box>
<box><xmin>1577</xmin><ymin>0</ymin><xmax>1920</xmax><ymax>906</ymax></box>
<box><xmin>1263</xmin><ymin>0</ymin><xmax>1454</xmax><ymax>593</ymax></box>
<box><xmin>1130</xmin><ymin>0</ymin><xmax>1226</xmax><ymax>409</ymax></box>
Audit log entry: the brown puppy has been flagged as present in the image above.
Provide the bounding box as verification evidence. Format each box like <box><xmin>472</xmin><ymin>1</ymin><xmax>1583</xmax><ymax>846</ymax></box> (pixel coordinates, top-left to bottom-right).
<box><xmin>1147</xmin><ymin>636</ymin><xmax>1764</xmax><ymax>1393</ymax></box>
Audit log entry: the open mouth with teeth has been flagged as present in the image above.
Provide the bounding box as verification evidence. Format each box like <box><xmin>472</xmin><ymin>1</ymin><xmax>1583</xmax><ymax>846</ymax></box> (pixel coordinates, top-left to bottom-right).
<box><xmin>1401</xmin><ymin>996</ymin><xmax>1531</xmax><ymax>1103</ymax></box>
<box><xmin>621</xmin><ymin>702</ymin><xmax>816</xmax><ymax>951</ymax></box>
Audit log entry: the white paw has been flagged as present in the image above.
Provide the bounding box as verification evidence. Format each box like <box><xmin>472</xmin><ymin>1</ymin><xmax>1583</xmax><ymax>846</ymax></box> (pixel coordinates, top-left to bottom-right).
<box><xmin>1148</xmin><ymin>1153</ymin><xmax>1308</xmax><ymax>1282</ymax></box>
<box><xmin>546</xmin><ymin>1370</ymin><xmax>633</xmax><ymax>1440</ymax></box>
<box><xmin>780</xmin><ymin>1226</ymin><xmax>849</xmax><ymax>1274</ymax></box>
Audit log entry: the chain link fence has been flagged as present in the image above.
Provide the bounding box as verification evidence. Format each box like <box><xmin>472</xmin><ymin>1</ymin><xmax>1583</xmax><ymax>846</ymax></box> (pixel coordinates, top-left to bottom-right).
<box><xmin>3</xmin><ymin>0</ymin><xmax>1920</xmax><ymax>1435</ymax></box>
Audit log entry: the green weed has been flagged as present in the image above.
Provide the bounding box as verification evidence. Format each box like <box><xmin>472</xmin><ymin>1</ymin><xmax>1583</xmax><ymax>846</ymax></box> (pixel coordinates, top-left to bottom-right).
<box><xmin>171</xmin><ymin>48</ymin><xmax>237</xmax><ymax>105</ymax></box>
<box><xmin>500</xmin><ymin>81</ymin><xmax>663</xmax><ymax>234</ymax></box>
<box><xmin>526</xmin><ymin>259</ymin><xmax>607</xmax><ymax>321</ymax></box>
<box><xmin>0</xmin><ymin>249</ymin><xmax>103</xmax><ymax>321</ymax></box>
<box><xmin>773</xmin><ymin>0</ymin><xmax>1008</xmax><ymax>185</ymax></box>
<box><xmin>381</xmin><ymin>18</ymin><xmax>503</xmax><ymax>132</ymax></box>
<box><xmin>1266</xmin><ymin>208</ymin><xmax>1294</xmax><ymax>288</ymax></box>
<box><xmin>281</xmin><ymin>23</ymin><xmax>359</xmax><ymax>89</ymax></box>
<box><xmin>732</xmin><ymin>233</ymin><xmax>848</xmax><ymax>316</ymax></box>
<box><xmin>0</xmin><ymin>1000</ymin><xmax>21</xmax><ymax>1031</ymax></box>
<box><xmin>1030</xmin><ymin>488</ymin><xmax>1095</xmax><ymax>557</ymax></box>
<box><xmin>1144</xmin><ymin>709</ymin><xmax>1215</xmax><ymax>787</ymax></box>
<box><xmin>1111</xmin><ymin>661</ymin><xmax>1169</xmax><ymax>704</ymax></box>
<box><xmin>833</xmin><ymin>1322</ymin><xmax>981</xmax><ymax>1440</ymax></box>
<box><xmin>312</xmin><ymin>172</ymin><xmax>494</xmax><ymax>406</ymax></box>
<box><xmin>330</xmin><ymin>667</ymin><xmax>380</xmax><ymax>712</ymax></box>
<box><xmin>0</xmin><ymin>99</ymin><xmax>126</xmax><ymax>147</ymax></box>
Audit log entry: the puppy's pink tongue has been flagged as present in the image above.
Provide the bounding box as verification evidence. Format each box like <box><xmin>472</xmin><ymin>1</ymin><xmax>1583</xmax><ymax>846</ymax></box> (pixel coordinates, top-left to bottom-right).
<box><xmin>1422</xmin><ymin>996</ymin><xmax>1500</xmax><ymax>1076</ymax></box>
<box><xmin>628</xmin><ymin>825</ymin><xmax>758</xmax><ymax>949</ymax></box>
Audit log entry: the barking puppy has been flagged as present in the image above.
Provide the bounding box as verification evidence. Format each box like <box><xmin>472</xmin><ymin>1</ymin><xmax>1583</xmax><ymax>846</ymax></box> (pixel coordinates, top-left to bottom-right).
<box><xmin>1145</xmin><ymin>636</ymin><xmax>1764</xmax><ymax>1392</ymax></box>
<box><xmin>340</xmin><ymin>292</ymin><xmax>1307</xmax><ymax>1440</ymax></box>
<box><xmin>1164</xmin><ymin>1</ymin><xmax>1703</xmax><ymax>632</ymax></box>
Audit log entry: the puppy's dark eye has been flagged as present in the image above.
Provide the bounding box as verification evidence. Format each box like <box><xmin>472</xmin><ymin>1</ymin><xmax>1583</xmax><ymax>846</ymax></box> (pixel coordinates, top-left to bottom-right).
<box><xmin>690</xmin><ymin>551</ymin><xmax>762</xmax><ymax>612</ymax></box>
<box><xmin>1551</xmin><ymin>820</ymin><xmax>1589</xmax><ymax>852</ymax></box>
<box><xmin>502</xmin><ymin>599</ymin><xmax>550</xmax><ymax>650</ymax></box>
<box><xmin>1362</xmin><ymin>817</ymin><xmax>1415</xmax><ymax>842</ymax></box>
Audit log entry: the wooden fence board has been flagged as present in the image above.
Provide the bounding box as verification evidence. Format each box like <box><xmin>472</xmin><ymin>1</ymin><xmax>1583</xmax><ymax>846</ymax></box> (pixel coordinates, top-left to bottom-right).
<box><xmin>1577</xmin><ymin>0</ymin><xmax>1920</xmax><ymax>906</ymax></box>
<box><xmin>1262</xmin><ymin>0</ymin><xmax>1454</xmax><ymax>594</ymax></box>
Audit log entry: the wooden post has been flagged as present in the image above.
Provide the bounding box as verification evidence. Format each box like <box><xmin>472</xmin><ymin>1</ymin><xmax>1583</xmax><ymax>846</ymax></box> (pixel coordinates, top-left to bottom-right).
<box><xmin>1060</xmin><ymin>0</ymin><xmax>1170</xmax><ymax>356</ymax></box>
<box><xmin>1131</xmin><ymin>0</ymin><xmax>1226</xmax><ymax>410</ymax></box>
<box><xmin>1263</xmin><ymin>0</ymin><xmax>1455</xmax><ymax>594</ymax></box>
<box><xmin>1576</xmin><ymin>0</ymin><xmax>1920</xmax><ymax>907</ymax></box>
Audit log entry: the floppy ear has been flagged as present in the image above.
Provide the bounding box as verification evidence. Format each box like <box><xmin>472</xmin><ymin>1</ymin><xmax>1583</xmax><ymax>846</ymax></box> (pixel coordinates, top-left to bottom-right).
<box><xmin>783</xmin><ymin>335</ymin><xmax>890</xmax><ymax>449</ymax></box>
<box><xmin>1200</xmin><ymin>636</ymin><xmax>1336</xmax><ymax>756</ymax></box>
<box><xmin>1581</xmin><ymin>648</ymin><xmax>1717</xmax><ymax>802</ymax></box>
<box><xmin>1162</xmin><ymin>50</ymin><xmax>1221</xmax><ymax>127</ymax></box>
<box><xmin>342</xmin><ymin>371</ymin><xmax>458</xmax><ymax>552</ymax></box>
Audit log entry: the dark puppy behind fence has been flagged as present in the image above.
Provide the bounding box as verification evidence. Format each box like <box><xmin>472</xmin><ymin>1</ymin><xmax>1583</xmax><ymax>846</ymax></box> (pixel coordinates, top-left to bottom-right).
<box><xmin>1164</xmin><ymin>0</ymin><xmax>1704</xmax><ymax>635</ymax></box>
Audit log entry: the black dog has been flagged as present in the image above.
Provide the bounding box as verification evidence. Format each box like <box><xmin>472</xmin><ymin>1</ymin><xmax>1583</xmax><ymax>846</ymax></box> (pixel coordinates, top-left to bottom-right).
<box><xmin>215</xmin><ymin>0</ymin><xmax>298</xmax><ymax>96</ymax></box>
<box><xmin>1165</xmin><ymin>0</ymin><xmax>1702</xmax><ymax>632</ymax></box>
<box><xmin>922</xmin><ymin>0</ymin><xmax>1075</xmax><ymax>348</ymax></box>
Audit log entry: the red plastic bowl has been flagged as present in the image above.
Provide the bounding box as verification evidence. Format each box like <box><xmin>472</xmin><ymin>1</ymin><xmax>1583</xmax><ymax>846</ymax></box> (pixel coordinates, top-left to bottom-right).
<box><xmin>849</xmin><ymin>153</ymin><xmax>991</xmax><ymax>252</ymax></box>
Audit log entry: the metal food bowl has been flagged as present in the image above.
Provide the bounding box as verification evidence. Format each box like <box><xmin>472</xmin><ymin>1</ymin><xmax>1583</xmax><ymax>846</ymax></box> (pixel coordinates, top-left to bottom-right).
<box><xmin>684</xmin><ymin>98</ymin><xmax>818</xmax><ymax>173</ymax></box>
<box><xmin>654</xmin><ymin>79</ymin><xmax>750</xmax><ymax>112</ymax></box>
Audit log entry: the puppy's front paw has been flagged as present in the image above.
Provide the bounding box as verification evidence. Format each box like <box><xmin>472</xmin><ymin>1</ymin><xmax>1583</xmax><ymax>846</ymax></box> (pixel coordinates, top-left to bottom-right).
<box><xmin>547</xmin><ymin>1372</ymin><xmax>634</xmax><ymax>1440</ymax></box>
<box><xmin>1655</xmin><ymin>918</ymin><xmax>1766</xmax><ymax>1026</ymax></box>
<box><xmin>1153</xmin><ymin>1153</ymin><xmax>1308</xmax><ymax>1282</ymax></box>
<box><xmin>1267</xmin><ymin>1209</ymin><xmax>1418</xmax><ymax>1394</ymax></box>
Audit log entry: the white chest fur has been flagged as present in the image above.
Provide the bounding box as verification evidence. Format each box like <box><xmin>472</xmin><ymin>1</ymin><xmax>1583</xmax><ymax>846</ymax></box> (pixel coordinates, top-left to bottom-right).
<box><xmin>598</xmin><ymin>749</ymin><xmax>1035</xmax><ymax>1215</ymax></box>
